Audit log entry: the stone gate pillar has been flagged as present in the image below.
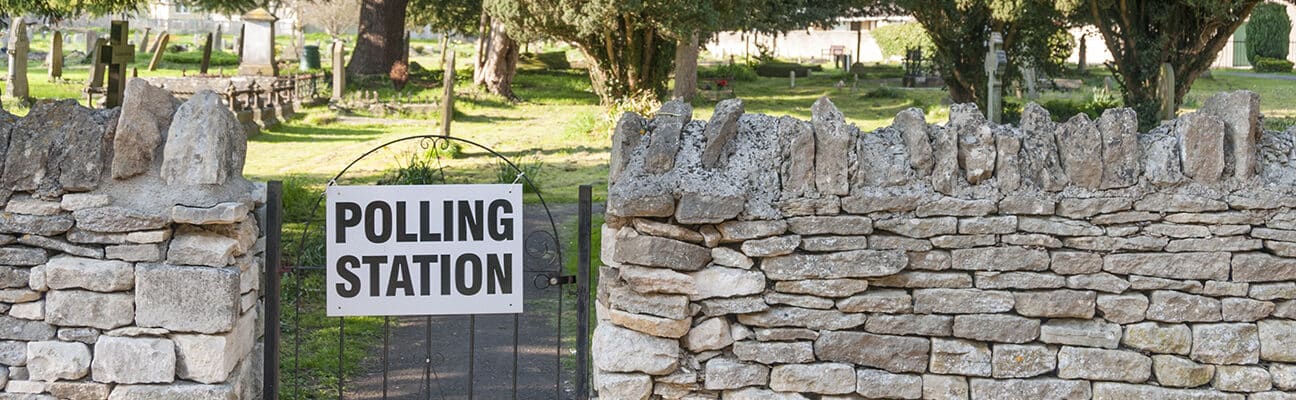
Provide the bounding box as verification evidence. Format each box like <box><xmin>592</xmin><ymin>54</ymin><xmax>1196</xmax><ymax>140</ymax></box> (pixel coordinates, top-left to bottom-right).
<box><xmin>0</xmin><ymin>79</ymin><xmax>265</xmax><ymax>399</ymax></box>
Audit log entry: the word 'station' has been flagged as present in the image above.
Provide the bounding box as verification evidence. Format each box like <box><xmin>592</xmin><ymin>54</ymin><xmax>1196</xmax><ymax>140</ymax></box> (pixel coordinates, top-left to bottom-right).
<box><xmin>326</xmin><ymin>184</ymin><xmax>523</xmax><ymax>316</ymax></box>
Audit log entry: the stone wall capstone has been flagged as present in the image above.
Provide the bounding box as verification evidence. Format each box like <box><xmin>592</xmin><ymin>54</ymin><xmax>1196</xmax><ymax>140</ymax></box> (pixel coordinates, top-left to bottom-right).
<box><xmin>0</xmin><ymin>78</ymin><xmax>265</xmax><ymax>400</ymax></box>
<box><xmin>599</xmin><ymin>93</ymin><xmax>1296</xmax><ymax>399</ymax></box>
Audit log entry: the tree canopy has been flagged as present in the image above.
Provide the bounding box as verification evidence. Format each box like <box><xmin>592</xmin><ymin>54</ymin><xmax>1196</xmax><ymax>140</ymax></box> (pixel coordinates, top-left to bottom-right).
<box><xmin>486</xmin><ymin>0</ymin><xmax>864</xmax><ymax>102</ymax></box>
<box><xmin>1081</xmin><ymin>0</ymin><xmax>1290</xmax><ymax>127</ymax></box>
<box><xmin>871</xmin><ymin>0</ymin><xmax>1073</xmax><ymax>108</ymax></box>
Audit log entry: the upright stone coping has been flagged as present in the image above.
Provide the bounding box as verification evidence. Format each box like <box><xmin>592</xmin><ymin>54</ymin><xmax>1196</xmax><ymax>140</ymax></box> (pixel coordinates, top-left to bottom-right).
<box><xmin>0</xmin><ymin>80</ymin><xmax>265</xmax><ymax>399</ymax></box>
<box><xmin>599</xmin><ymin>92</ymin><xmax>1296</xmax><ymax>399</ymax></box>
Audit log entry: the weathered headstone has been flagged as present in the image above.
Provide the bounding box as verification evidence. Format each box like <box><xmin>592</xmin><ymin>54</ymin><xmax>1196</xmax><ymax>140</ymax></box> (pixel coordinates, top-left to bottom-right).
<box><xmin>213</xmin><ymin>25</ymin><xmax>223</xmax><ymax>53</ymax></box>
<box><xmin>1159</xmin><ymin>63</ymin><xmax>1176</xmax><ymax>121</ymax></box>
<box><xmin>84</xmin><ymin>29</ymin><xmax>99</xmax><ymax>55</ymax></box>
<box><xmin>332</xmin><ymin>40</ymin><xmax>346</xmax><ymax>101</ymax></box>
<box><xmin>237</xmin><ymin>8</ymin><xmax>277</xmax><ymax>76</ymax></box>
<box><xmin>136</xmin><ymin>27</ymin><xmax>150</xmax><ymax>46</ymax></box>
<box><xmin>236</xmin><ymin>24</ymin><xmax>245</xmax><ymax>59</ymax></box>
<box><xmin>200</xmin><ymin>33</ymin><xmax>213</xmax><ymax>75</ymax></box>
<box><xmin>87</xmin><ymin>38</ymin><xmax>109</xmax><ymax>90</ymax></box>
<box><xmin>148</xmin><ymin>30</ymin><xmax>167</xmax><ymax>53</ymax></box>
<box><xmin>147</xmin><ymin>33</ymin><xmax>169</xmax><ymax>71</ymax></box>
<box><xmin>1023</xmin><ymin>66</ymin><xmax>1039</xmax><ymax>100</ymax></box>
<box><xmin>984</xmin><ymin>32</ymin><xmax>1006</xmax><ymax>123</ymax></box>
<box><xmin>48</xmin><ymin>30</ymin><xmax>63</xmax><ymax>79</ymax></box>
<box><xmin>5</xmin><ymin>18</ymin><xmax>30</xmax><ymax>100</ymax></box>
<box><xmin>789</xmin><ymin>70</ymin><xmax>796</xmax><ymax>88</ymax></box>
<box><xmin>441</xmin><ymin>52</ymin><xmax>455</xmax><ymax>136</ymax></box>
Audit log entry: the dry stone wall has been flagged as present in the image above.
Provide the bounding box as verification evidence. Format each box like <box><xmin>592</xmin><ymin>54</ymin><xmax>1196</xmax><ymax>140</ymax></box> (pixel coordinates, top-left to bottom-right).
<box><xmin>0</xmin><ymin>79</ymin><xmax>265</xmax><ymax>400</ymax></box>
<box><xmin>598</xmin><ymin>92</ymin><xmax>1296</xmax><ymax>400</ymax></box>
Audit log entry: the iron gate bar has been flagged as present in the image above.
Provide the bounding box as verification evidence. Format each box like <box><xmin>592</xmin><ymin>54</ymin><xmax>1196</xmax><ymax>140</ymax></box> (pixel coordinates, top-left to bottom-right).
<box><xmin>264</xmin><ymin>181</ymin><xmax>283</xmax><ymax>400</ymax></box>
<box><xmin>576</xmin><ymin>185</ymin><xmax>592</xmax><ymax>400</ymax></box>
<box><xmin>274</xmin><ymin>134</ymin><xmax>576</xmax><ymax>399</ymax></box>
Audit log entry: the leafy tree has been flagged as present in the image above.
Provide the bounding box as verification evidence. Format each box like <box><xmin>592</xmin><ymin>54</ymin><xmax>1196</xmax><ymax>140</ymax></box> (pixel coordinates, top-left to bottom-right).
<box><xmin>301</xmin><ymin>0</ymin><xmax>361</xmax><ymax>38</ymax></box>
<box><xmin>0</xmin><ymin>0</ymin><xmax>142</xmax><ymax>18</ymax></box>
<box><xmin>1081</xmin><ymin>0</ymin><xmax>1291</xmax><ymax>127</ymax></box>
<box><xmin>1247</xmin><ymin>2</ymin><xmax>1291</xmax><ymax>63</ymax></box>
<box><xmin>871</xmin><ymin>22</ymin><xmax>934</xmax><ymax>58</ymax></box>
<box><xmin>879</xmin><ymin>0</ymin><xmax>1074</xmax><ymax>109</ymax></box>
<box><xmin>407</xmin><ymin>0</ymin><xmax>480</xmax><ymax>34</ymax></box>
<box><xmin>485</xmin><ymin>0</ymin><xmax>861</xmax><ymax>103</ymax></box>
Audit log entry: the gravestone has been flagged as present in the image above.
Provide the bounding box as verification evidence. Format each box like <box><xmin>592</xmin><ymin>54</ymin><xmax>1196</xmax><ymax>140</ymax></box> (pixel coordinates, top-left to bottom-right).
<box><xmin>201</xmin><ymin>33</ymin><xmax>213</xmax><ymax>75</ymax></box>
<box><xmin>238</xmin><ymin>8</ymin><xmax>276</xmax><ymax>76</ymax></box>
<box><xmin>84</xmin><ymin>29</ymin><xmax>99</xmax><ymax>55</ymax></box>
<box><xmin>136</xmin><ymin>27</ymin><xmax>150</xmax><ymax>46</ymax></box>
<box><xmin>1159</xmin><ymin>63</ymin><xmax>1175</xmax><ymax>121</ymax></box>
<box><xmin>213</xmin><ymin>25</ymin><xmax>223</xmax><ymax>53</ymax></box>
<box><xmin>147</xmin><ymin>33</ymin><xmax>169</xmax><ymax>71</ymax></box>
<box><xmin>148</xmin><ymin>29</ymin><xmax>167</xmax><ymax>52</ymax></box>
<box><xmin>5</xmin><ymin>18</ymin><xmax>30</xmax><ymax>100</ymax></box>
<box><xmin>984</xmin><ymin>31</ymin><xmax>1006</xmax><ymax>123</ymax></box>
<box><xmin>88</xmin><ymin>38</ymin><xmax>109</xmax><ymax>90</ymax></box>
<box><xmin>236</xmin><ymin>24</ymin><xmax>245</xmax><ymax>59</ymax></box>
<box><xmin>48</xmin><ymin>30</ymin><xmax>63</xmax><ymax>79</ymax></box>
<box><xmin>441</xmin><ymin>52</ymin><xmax>455</xmax><ymax>136</ymax></box>
<box><xmin>1023</xmin><ymin>66</ymin><xmax>1039</xmax><ymax>100</ymax></box>
<box><xmin>789</xmin><ymin>70</ymin><xmax>795</xmax><ymax>88</ymax></box>
<box><xmin>332</xmin><ymin>40</ymin><xmax>346</xmax><ymax>101</ymax></box>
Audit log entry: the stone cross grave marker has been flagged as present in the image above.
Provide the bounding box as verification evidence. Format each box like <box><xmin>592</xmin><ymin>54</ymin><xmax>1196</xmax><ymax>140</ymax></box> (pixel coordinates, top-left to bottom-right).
<box><xmin>238</xmin><ymin>8</ymin><xmax>277</xmax><ymax>76</ymax></box>
<box><xmin>200</xmin><ymin>33</ymin><xmax>214</xmax><ymax>74</ymax></box>
<box><xmin>332</xmin><ymin>40</ymin><xmax>346</xmax><ymax>101</ymax></box>
<box><xmin>147</xmin><ymin>33</ymin><xmax>169</xmax><ymax>71</ymax></box>
<box><xmin>48</xmin><ymin>30</ymin><xmax>63</xmax><ymax>79</ymax></box>
<box><xmin>6</xmin><ymin>17</ymin><xmax>30</xmax><ymax>100</ymax></box>
<box><xmin>983</xmin><ymin>31</ymin><xmax>1006</xmax><ymax>123</ymax></box>
<box><xmin>98</xmin><ymin>21</ymin><xmax>135</xmax><ymax>108</ymax></box>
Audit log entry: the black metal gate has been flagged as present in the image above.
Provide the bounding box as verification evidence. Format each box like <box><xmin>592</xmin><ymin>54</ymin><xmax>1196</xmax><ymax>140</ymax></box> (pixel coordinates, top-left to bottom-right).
<box><xmin>262</xmin><ymin>135</ymin><xmax>593</xmax><ymax>399</ymax></box>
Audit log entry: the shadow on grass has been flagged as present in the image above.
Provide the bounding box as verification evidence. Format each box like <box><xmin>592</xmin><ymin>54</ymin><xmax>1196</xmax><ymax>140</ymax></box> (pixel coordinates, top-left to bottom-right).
<box><xmin>253</xmin><ymin>124</ymin><xmax>387</xmax><ymax>143</ymax></box>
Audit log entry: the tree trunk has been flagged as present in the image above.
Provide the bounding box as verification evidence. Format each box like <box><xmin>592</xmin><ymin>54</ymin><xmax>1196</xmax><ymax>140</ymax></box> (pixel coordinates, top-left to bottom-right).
<box><xmin>347</xmin><ymin>0</ymin><xmax>409</xmax><ymax>75</ymax></box>
<box><xmin>576</xmin><ymin>19</ymin><xmax>676</xmax><ymax>104</ymax></box>
<box><xmin>473</xmin><ymin>13</ymin><xmax>492</xmax><ymax>85</ymax></box>
<box><xmin>478</xmin><ymin>18</ymin><xmax>519</xmax><ymax>100</ymax></box>
<box><xmin>672</xmin><ymin>33</ymin><xmax>699</xmax><ymax>101</ymax></box>
<box><xmin>440</xmin><ymin>31</ymin><xmax>450</xmax><ymax>66</ymax></box>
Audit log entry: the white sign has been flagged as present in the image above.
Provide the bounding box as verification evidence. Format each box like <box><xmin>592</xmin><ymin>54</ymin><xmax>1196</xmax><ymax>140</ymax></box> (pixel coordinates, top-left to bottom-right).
<box><xmin>326</xmin><ymin>184</ymin><xmax>524</xmax><ymax>317</ymax></box>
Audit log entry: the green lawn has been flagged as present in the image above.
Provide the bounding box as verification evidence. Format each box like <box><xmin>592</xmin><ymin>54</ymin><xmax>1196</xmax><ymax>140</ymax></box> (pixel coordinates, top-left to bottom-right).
<box><xmin>10</xmin><ymin>36</ymin><xmax>1296</xmax><ymax>396</ymax></box>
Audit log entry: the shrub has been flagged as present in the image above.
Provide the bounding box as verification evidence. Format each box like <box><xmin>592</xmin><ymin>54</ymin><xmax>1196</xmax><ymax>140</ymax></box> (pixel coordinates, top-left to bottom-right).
<box><xmin>303</xmin><ymin>112</ymin><xmax>338</xmax><ymax>126</ymax></box>
<box><xmin>1255</xmin><ymin>57</ymin><xmax>1294</xmax><ymax>73</ymax></box>
<box><xmin>161</xmin><ymin>50</ymin><xmax>239</xmax><ymax>66</ymax></box>
<box><xmin>519</xmin><ymin>51</ymin><xmax>572</xmax><ymax>70</ymax></box>
<box><xmin>699</xmin><ymin>63</ymin><xmax>758</xmax><ymax>81</ymax></box>
<box><xmin>496</xmin><ymin>155</ymin><xmax>544</xmax><ymax>194</ymax></box>
<box><xmin>755</xmin><ymin>61</ymin><xmax>812</xmax><ymax>78</ymax></box>
<box><xmin>872</xmin><ymin>23</ymin><xmax>934</xmax><ymax>58</ymax></box>
<box><xmin>1248</xmin><ymin>3</ymin><xmax>1291</xmax><ymax>63</ymax></box>
<box><xmin>862</xmin><ymin>86</ymin><xmax>903</xmax><ymax>99</ymax></box>
<box><xmin>378</xmin><ymin>151</ymin><xmax>446</xmax><ymax>185</ymax></box>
